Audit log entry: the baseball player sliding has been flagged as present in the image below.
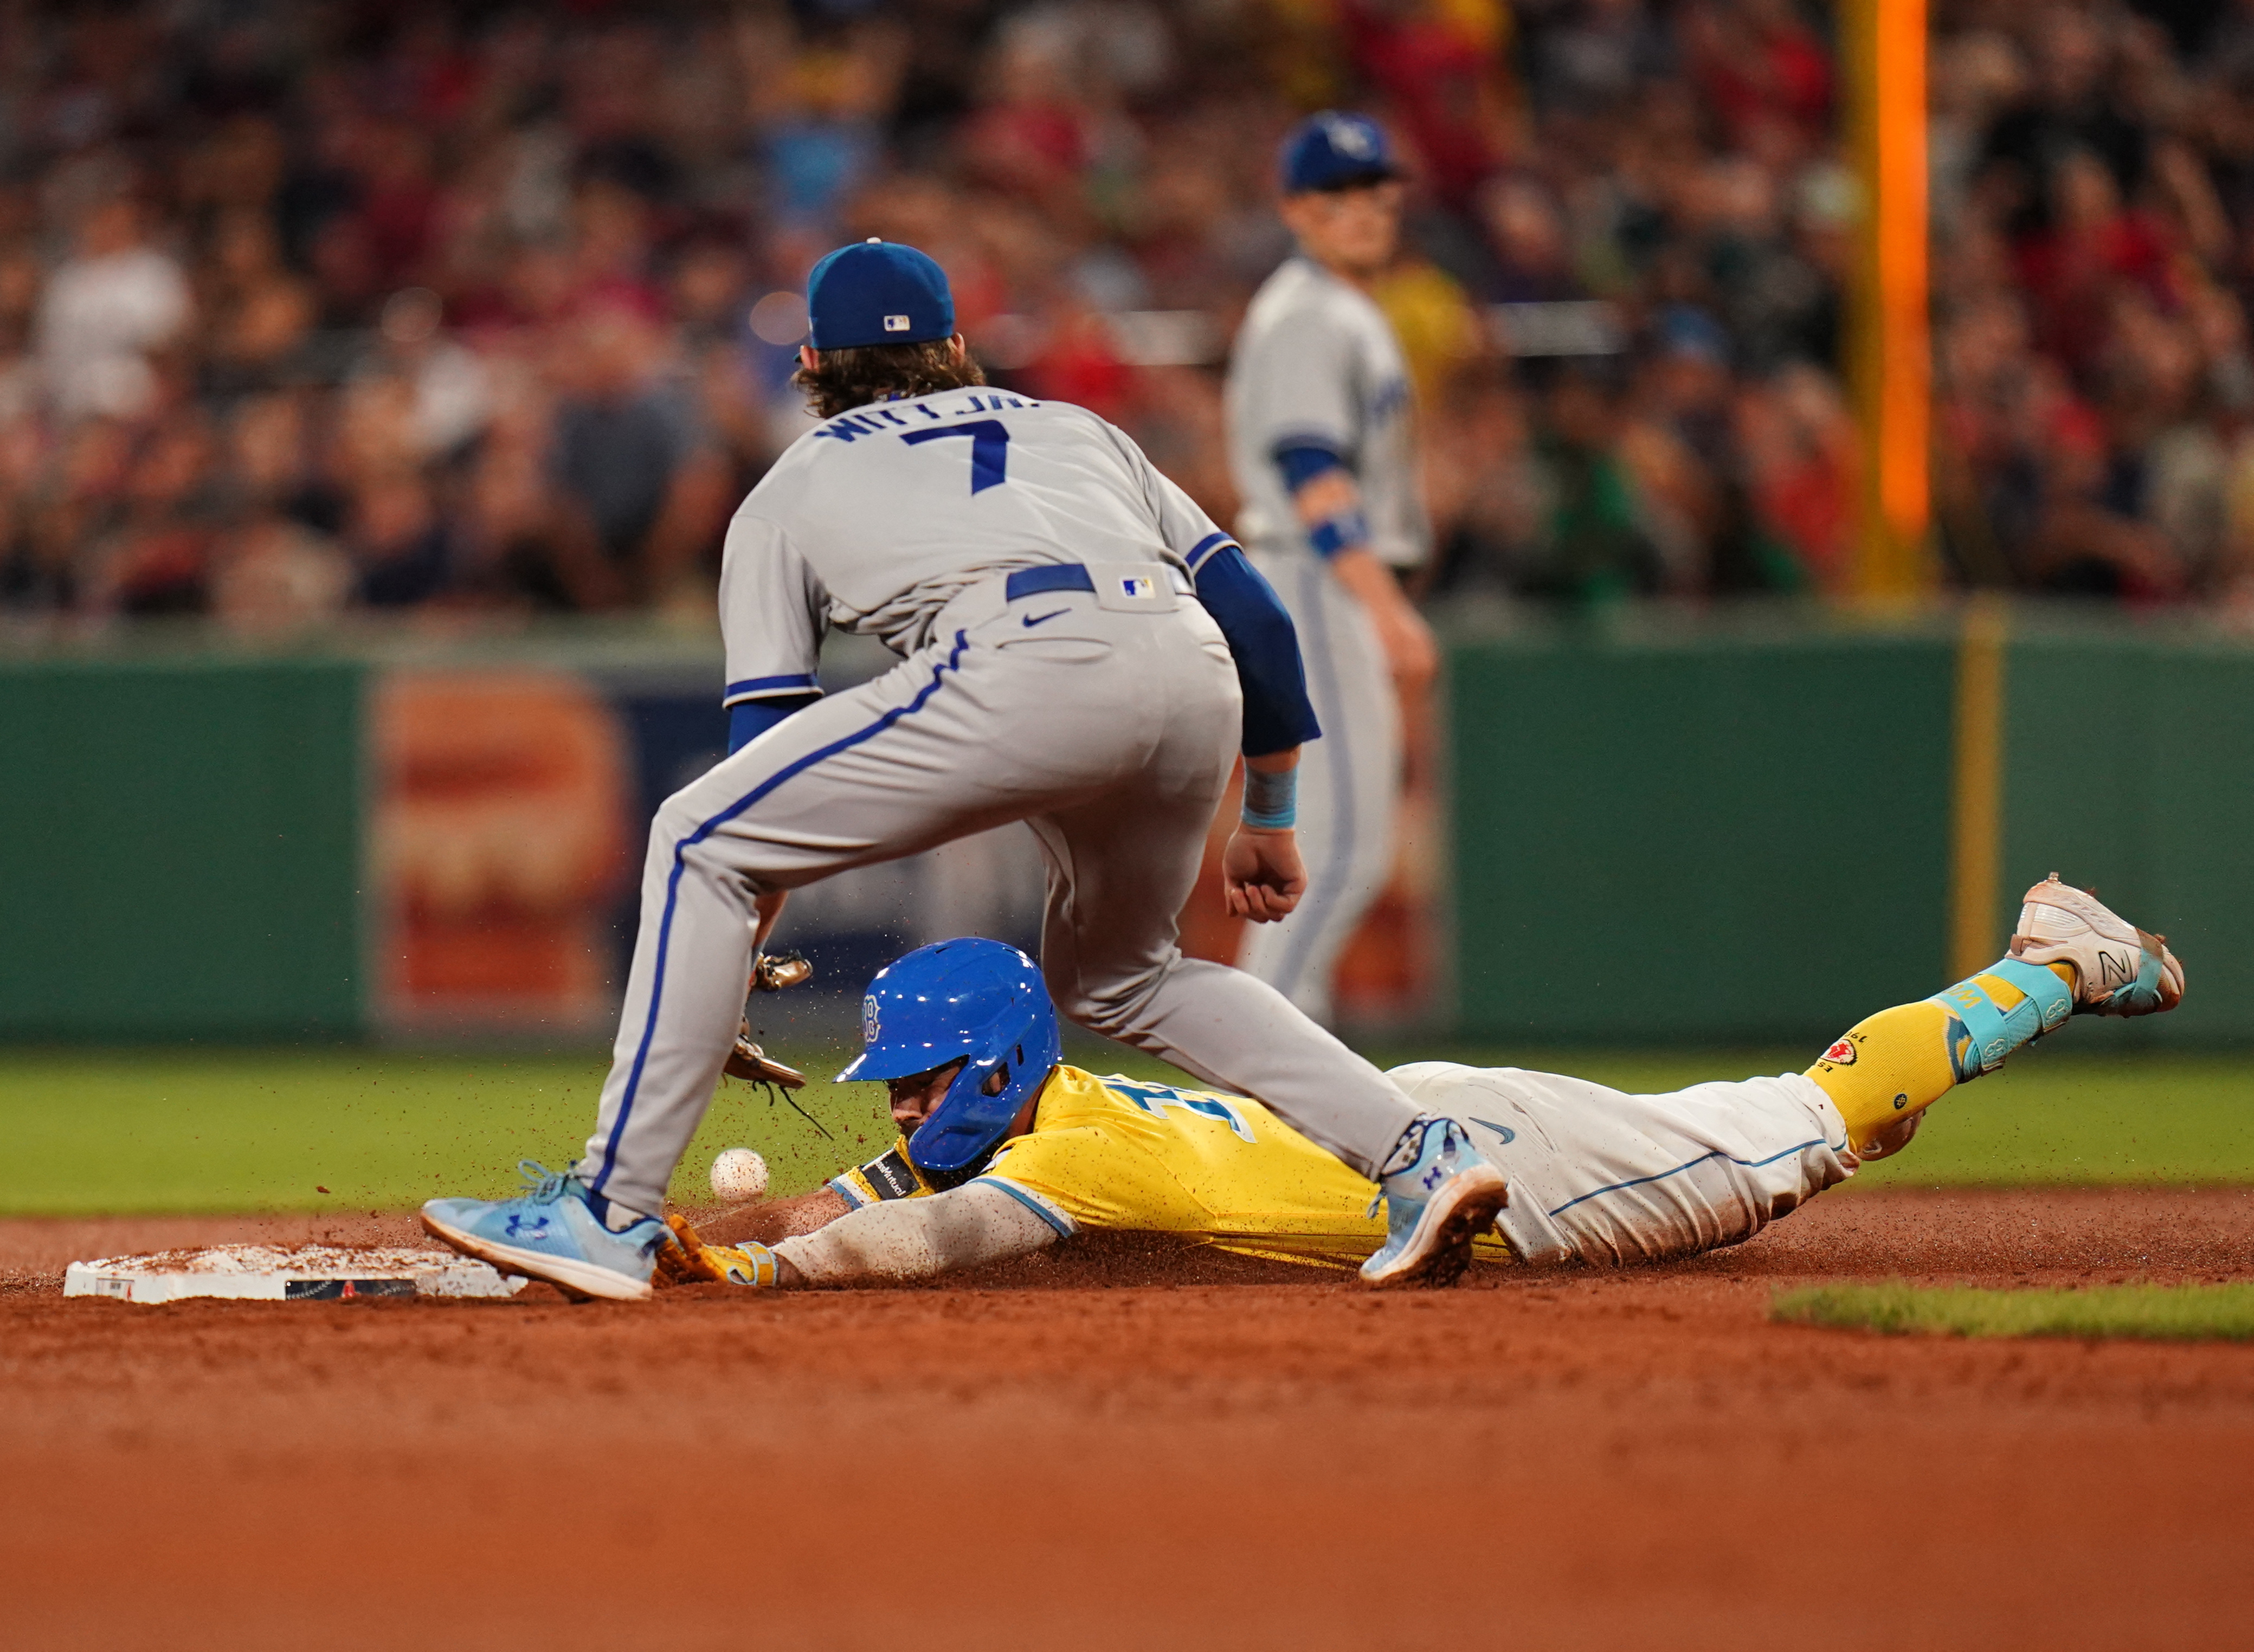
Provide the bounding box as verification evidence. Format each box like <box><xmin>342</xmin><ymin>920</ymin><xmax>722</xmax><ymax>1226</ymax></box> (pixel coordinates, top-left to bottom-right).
<box><xmin>422</xmin><ymin>238</ymin><xmax>1509</xmax><ymax>1300</ymax></box>
<box><xmin>1226</xmin><ymin>113</ymin><xmax>1437</xmax><ymax>1024</ymax></box>
<box><xmin>643</xmin><ymin>876</ymin><xmax>2180</xmax><ymax>1290</ymax></box>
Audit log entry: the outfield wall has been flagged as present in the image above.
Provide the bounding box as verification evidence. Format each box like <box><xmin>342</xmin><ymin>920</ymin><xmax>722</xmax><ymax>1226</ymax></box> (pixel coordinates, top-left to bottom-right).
<box><xmin>1448</xmin><ymin>627</ymin><xmax>1955</xmax><ymax>1043</ymax></box>
<box><xmin>1450</xmin><ymin>612</ymin><xmax>2254</xmax><ymax>1046</ymax></box>
<box><xmin>4</xmin><ymin>610</ymin><xmax>2250</xmax><ymax>1044</ymax></box>
<box><xmin>0</xmin><ymin>655</ymin><xmax>363</xmax><ymax>1039</ymax></box>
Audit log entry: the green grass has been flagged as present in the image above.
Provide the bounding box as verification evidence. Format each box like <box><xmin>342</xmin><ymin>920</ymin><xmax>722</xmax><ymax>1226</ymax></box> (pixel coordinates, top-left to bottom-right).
<box><xmin>0</xmin><ymin>1039</ymin><xmax>1196</xmax><ymax>1216</ymax></box>
<box><xmin>2</xmin><ymin>1040</ymin><xmax>2251</xmax><ymax>1216</ymax></box>
<box><xmin>1</xmin><ymin>1045</ymin><xmax>875</xmax><ymax>1216</ymax></box>
<box><xmin>1773</xmin><ymin>1281</ymin><xmax>2254</xmax><ymax>1342</ymax></box>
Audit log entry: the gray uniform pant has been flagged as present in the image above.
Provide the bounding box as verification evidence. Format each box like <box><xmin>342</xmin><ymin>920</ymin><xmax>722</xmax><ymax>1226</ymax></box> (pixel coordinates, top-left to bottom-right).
<box><xmin>579</xmin><ymin>574</ymin><xmax>1420</xmax><ymax>1215</ymax></box>
<box><xmin>1235</xmin><ymin>546</ymin><xmax>1402</xmax><ymax>1025</ymax></box>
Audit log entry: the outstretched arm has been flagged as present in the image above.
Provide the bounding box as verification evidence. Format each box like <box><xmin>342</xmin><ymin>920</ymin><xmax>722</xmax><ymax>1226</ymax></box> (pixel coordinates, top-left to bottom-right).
<box><xmin>662</xmin><ymin>1131</ymin><xmax>950</xmax><ymax>1274</ymax></box>
<box><xmin>774</xmin><ymin>1182</ymin><xmax>1060</xmax><ymax>1285</ymax></box>
<box><xmin>668</xmin><ymin>1182</ymin><xmax>1061</xmax><ymax>1288</ymax></box>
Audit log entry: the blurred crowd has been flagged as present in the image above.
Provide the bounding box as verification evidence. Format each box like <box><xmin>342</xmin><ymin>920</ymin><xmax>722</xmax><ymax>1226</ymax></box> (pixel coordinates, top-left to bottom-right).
<box><xmin>1931</xmin><ymin>0</ymin><xmax>2254</xmax><ymax>603</ymax></box>
<box><xmin>1</xmin><ymin>0</ymin><xmax>2249</xmax><ymax>632</ymax></box>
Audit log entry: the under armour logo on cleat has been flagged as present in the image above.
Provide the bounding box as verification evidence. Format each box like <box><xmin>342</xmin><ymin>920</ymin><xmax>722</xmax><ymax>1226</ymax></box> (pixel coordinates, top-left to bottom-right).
<box><xmin>505</xmin><ymin>1214</ymin><xmax>549</xmax><ymax>1241</ymax></box>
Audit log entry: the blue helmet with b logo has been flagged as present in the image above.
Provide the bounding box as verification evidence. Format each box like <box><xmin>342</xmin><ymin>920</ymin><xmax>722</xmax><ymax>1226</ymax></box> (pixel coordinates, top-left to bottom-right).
<box><xmin>835</xmin><ymin>938</ymin><xmax>1062</xmax><ymax>1174</ymax></box>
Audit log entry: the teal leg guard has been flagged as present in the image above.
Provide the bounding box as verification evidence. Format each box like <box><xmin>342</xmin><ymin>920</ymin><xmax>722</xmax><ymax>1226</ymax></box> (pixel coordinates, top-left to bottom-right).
<box><xmin>1928</xmin><ymin>957</ymin><xmax>2074</xmax><ymax>1083</ymax></box>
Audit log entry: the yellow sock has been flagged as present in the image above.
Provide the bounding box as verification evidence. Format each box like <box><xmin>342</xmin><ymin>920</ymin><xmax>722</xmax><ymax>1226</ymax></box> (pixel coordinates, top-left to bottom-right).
<box><xmin>1806</xmin><ymin>963</ymin><xmax>2076</xmax><ymax>1153</ymax></box>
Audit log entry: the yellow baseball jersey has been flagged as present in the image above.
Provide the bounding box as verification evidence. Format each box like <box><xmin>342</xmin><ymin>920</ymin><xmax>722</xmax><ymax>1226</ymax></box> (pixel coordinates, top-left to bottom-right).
<box><xmin>832</xmin><ymin>1065</ymin><xmax>1510</xmax><ymax>1270</ymax></box>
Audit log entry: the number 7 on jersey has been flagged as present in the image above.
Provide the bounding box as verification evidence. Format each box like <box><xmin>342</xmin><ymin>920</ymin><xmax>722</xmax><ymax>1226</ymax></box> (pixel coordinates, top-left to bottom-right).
<box><xmin>900</xmin><ymin>420</ymin><xmax>1010</xmax><ymax>494</ymax></box>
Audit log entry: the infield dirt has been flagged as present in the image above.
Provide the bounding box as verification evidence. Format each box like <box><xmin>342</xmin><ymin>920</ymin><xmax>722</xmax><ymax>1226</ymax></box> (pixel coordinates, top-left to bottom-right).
<box><xmin>6</xmin><ymin>1186</ymin><xmax>2253</xmax><ymax>1650</ymax></box>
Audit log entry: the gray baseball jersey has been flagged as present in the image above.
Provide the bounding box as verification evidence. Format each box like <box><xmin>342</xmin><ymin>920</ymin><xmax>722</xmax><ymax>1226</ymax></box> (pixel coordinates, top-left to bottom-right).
<box><xmin>577</xmin><ymin>384</ymin><xmax>1425</xmax><ymax>1216</ymax></box>
<box><xmin>1225</xmin><ymin>255</ymin><xmax>1429</xmax><ymax>569</ymax></box>
<box><xmin>718</xmin><ymin>388</ymin><xmax>1221</xmax><ymax>708</ymax></box>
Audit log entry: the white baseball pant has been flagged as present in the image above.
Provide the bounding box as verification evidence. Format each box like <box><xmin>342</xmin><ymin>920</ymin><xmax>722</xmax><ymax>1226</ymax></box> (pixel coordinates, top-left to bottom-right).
<box><xmin>1389</xmin><ymin>1062</ymin><xmax>1860</xmax><ymax>1268</ymax></box>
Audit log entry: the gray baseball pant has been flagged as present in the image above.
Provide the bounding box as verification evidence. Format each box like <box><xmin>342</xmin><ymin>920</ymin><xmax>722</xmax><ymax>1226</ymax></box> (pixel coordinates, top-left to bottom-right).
<box><xmin>1235</xmin><ymin>546</ymin><xmax>1403</xmax><ymax>1025</ymax></box>
<box><xmin>579</xmin><ymin>574</ymin><xmax>1420</xmax><ymax>1215</ymax></box>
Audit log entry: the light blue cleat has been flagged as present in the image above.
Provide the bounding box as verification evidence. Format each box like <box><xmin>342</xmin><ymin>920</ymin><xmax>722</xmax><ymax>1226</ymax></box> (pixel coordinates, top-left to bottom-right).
<box><xmin>421</xmin><ymin>1161</ymin><xmax>667</xmax><ymax>1302</ymax></box>
<box><xmin>1360</xmin><ymin>1118</ymin><xmax>1510</xmax><ymax>1288</ymax></box>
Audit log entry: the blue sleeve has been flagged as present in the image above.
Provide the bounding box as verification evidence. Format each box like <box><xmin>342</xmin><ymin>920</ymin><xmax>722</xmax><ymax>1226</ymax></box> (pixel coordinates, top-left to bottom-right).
<box><xmin>728</xmin><ymin>693</ymin><xmax>820</xmax><ymax>754</ymax></box>
<box><xmin>1190</xmin><ymin>543</ymin><xmax>1322</xmax><ymax>757</ymax></box>
<box><xmin>1273</xmin><ymin>441</ymin><xmax>1347</xmax><ymax>493</ymax></box>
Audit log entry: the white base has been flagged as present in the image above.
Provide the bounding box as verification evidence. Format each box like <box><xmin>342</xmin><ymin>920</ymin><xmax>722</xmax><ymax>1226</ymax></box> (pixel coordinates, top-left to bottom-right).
<box><xmin>62</xmin><ymin>1244</ymin><xmax>526</xmax><ymax>1304</ymax></box>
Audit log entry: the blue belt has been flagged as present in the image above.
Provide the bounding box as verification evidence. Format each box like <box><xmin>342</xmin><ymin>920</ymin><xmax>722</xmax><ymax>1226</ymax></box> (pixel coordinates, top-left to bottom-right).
<box><xmin>1004</xmin><ymin>564</ymin><xmax>1096</xmax><ymax>602</ymax></box>
<box><xmin>1003</xmin><ymin>563</ymin><xmax>1192</xmax><ymax>603</ymax></box>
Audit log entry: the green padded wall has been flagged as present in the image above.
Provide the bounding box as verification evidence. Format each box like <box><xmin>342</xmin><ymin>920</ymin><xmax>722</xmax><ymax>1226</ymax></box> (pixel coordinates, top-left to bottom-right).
<box><xmin>0</xmin><ymin>657</ymin><xmax>363</xmax><ymax>1039</ymax></box>
<box><xmin>2002</xmin><ymin>634</ymin><xmax>2254</xmax><ymax>1046</ymax></box>
<box><xmin>1450</xmin><ymin>631</ymin><xmax>1956</xmax><ymax>1043</ymax></box>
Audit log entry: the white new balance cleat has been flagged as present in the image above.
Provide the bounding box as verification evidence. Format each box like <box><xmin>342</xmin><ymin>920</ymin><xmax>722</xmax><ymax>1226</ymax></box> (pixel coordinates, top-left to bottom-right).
<box><xmin>2009</xmin><ymin>875</ymin><xmax>2184</xmax><ymax>1017</ymax></box>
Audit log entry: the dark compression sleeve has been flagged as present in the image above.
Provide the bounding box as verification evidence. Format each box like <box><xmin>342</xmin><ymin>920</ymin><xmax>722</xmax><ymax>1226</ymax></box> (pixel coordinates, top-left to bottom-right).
<box><xmin>728</xmin><ymin>693</ymin><xmax>820</xmax><ymax>754</ymax></box>
<box><xmin>1190</xmin><ymin>540</ymin><xmax>1322</xmax><ymax>757</ymax></box>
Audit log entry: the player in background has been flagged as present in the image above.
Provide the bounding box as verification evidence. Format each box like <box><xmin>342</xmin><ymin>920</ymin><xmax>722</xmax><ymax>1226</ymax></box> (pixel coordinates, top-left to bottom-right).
<box><xmin>655</xmin><ymin>876</ymin><xmax>2182</xmax><ymax>1290</ymax></box>
<box><xmin>421</xmin><ymin>239</ymin><xmax>1509</xmax><ymax>1302</ymax></box>
<box><xmin>1223</xmin><ymin>112</ymin><xmax>1438</xmax><ymax>1025</ymax></box>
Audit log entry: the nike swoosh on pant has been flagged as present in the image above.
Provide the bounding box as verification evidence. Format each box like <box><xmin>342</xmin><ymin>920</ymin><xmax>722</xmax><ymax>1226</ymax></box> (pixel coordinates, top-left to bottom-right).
<box><xmin>1022</xmin><ymin>608</ymin><xmax>1071</xmax><ymax>627</ymax></box>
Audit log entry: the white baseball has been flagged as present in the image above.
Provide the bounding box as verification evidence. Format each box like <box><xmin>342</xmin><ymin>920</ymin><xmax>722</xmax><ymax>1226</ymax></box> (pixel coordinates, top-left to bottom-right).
<box><xmin>709</xmin><ymin>1147</ymin><xmax>769</xmax><ymax>1202</ymax></box>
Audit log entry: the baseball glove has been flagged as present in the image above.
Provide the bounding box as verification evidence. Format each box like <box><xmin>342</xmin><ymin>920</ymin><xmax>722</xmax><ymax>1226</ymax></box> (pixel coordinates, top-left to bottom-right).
<box><xmin>724</xmin><ymin>1038</ymin><xmax>808</xmax><ymax>1088</ymax></box>
<box><xmin>725</xmin><ymin>948</ymin><xmax>812</xmax><ymax>1088</ymax></box>
<box><xmin>750</xmin><ymin>949</ymin><xmax>812</xmax><ymax>993</ymax></box>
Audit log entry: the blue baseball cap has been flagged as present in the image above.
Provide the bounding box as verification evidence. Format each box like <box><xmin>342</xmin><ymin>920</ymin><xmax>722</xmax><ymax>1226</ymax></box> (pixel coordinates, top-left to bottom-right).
<box><xmin>1279</xmin><ymin>112</ymin><xmax>1401</xmax><ymax>195</ymax></box>
<box><xmin>805</xmin><ymin>238</ymin><xmax>956</xmax><ymax>351</ymax></box>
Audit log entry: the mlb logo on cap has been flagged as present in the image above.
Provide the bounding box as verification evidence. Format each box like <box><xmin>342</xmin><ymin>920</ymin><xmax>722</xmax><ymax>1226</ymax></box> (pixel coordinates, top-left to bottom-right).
<box><xmin>805</xmin><ymin>238</ymin><xmax>957</xmax><ymax>350</ymax></box>
<box><xmin>1279</xmin><ymin>111</ymin><xmax>1402</xmax><ymax>195</ymax></box>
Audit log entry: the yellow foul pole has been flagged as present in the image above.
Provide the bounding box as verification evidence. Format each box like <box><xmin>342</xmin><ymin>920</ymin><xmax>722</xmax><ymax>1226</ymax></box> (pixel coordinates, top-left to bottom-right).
<box><xmin>1846</xmin><ymin>0</ymin><xmax>1932</xmax><ymax>597</ymax></box>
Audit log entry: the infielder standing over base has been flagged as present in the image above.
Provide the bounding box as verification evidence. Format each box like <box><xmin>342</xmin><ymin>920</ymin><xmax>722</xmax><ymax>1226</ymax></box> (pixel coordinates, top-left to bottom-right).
<box><xmin>422</xmin><ymin>240</ymin><xmax>1508</xmax><ymax>1298</ymax></box>
<box><xmin>1225</xmin><ymin>112</ymin><xmax>1439</xmax><ymax>1024</ymax></box>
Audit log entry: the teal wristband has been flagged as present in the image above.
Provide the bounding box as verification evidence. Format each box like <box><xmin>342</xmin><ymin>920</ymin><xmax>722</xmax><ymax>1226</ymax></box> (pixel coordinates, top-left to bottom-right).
<box><xmin>1308</xmin><ymin>511</ymin><xmax>1369</xmax><ymax>559</ymax></box>
<box><xmin>1241</xmin><ymin>765</ymin><xmax>1297</xmax><ymax>830</ymax></box>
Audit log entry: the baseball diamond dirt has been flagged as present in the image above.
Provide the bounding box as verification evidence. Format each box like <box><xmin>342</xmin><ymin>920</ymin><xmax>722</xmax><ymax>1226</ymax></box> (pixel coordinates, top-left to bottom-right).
<box><xmin>6</xmin><ymin>1187</ymin><xmax>2253</xmax><ymax>1650</ymax></box>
